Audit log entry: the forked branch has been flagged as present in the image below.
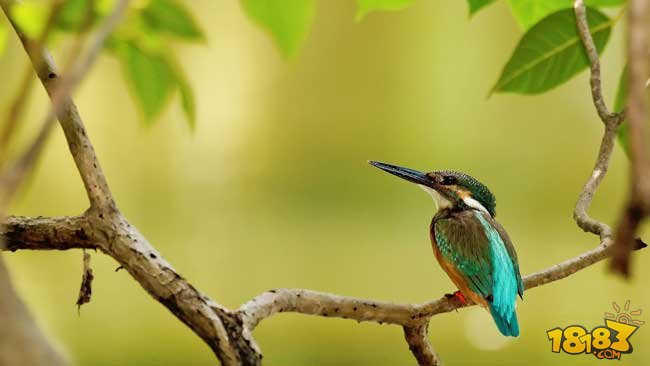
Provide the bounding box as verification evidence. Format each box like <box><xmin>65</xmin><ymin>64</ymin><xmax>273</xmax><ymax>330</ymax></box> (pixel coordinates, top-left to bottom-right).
<box><xmin>0</xmin><ymin>1</ymin><xmax>645</xmax><ymax>366</ymax></box>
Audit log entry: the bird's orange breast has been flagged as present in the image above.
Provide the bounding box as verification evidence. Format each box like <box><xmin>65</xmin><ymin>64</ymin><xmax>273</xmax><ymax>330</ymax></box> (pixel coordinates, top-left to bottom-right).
<box><xmin>431</xmin><ymin>237</ymin><xmax>488</xmax><ymax>308</ymax></box>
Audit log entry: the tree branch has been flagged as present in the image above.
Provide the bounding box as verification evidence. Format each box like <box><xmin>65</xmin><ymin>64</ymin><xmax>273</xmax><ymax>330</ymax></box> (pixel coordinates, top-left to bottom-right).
<box><xmin>573</xmin><ymin>0</ymin><xmax>624</xmax><ymax>241</ymax></box>
<box><xmin>0</xmin><ymin>216</ymin><xmax>95</xmax><ymax>251</ymax></box>
<box><xmin>0</xmin><ymin>1</ymin><xmax>644</xmax><ymax>365</ymax></box>
<box><xmin>574</xmin><ymin>0</ymin><xmax>625</xmax><ymax>126</ymax></box>
<box><xmin>4</xmin><ymin>215</ymin><xmax>645</xmax><ymax>327</ymax></box>
<box><xmin>0</xmin><ymin>0</ymin><xmax>128</xmax><ymax>210</ymax></box>
<box><xmin>1</xmin><ymin>2</ymin><xmax>262</xmax><ymax>363</ymax></box>
<box><xmin>611</xmin><ymin>0</ymin><xmax>650</xmax><ymax>276</ymax></box>
<box><xmin>404</xmin><ymin>322</ymin><xmax>441</xmax><ymax>366</ymax></box>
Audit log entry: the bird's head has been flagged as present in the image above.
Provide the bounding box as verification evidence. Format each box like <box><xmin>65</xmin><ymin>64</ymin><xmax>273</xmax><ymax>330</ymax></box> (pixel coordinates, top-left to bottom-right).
<box><xmin>369</xmin><ymin>161</ymin><xmax>496</xmax><ymax>217</ymax></box>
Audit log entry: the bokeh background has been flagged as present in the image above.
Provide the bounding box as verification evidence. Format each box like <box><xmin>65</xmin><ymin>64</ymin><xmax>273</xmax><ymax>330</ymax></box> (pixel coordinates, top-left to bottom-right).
<box><xmin>1</xmin><ymin>0</ymin><xmax>649</xmax><ymax>365</ymax></box>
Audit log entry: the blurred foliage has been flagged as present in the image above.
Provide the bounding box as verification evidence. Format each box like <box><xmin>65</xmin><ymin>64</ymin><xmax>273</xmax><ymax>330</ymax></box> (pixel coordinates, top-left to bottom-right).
<box><xmin>491</xmin><ymin>8</ymin><xmax>612</xmax><ymax>95</ymax></box>
<box><xmin>1</xmin><ymin>0</ymin><xmax>633</xmax><ymax>151</ymax></box>
<box><xmin>0</xmin><ymin>21</ymin><xmax>6</xmax><ymax>55</ymax></box>
<box><xmin>140</xmin><ymin>0</ymin><xmax>203</xmax><ymax>40</ymax></box>
<box><xmin>506</xmin><ymin>0</ymin><xmax>624</xmax><ymax>29</ymax></box>
<box><xmin>109</xmin><ymin>39</ymin><xmax>176</xmax><ymax>123</ymax></box>
<box><xmin>355</xmin><ymin>0</ymin><xmax>415</xmax><ymax>21</ymax></box>
<box><xmin>5</xmin><ymin>0</ymin><xmax>201</xmax><ymax>127</ymax></box>
<box><xmin>1</xmin><ymin>0</ymin><xmax>648</xmax><ymax>365</ymax></box>
<box><xmin>468</xmin><ymin>0</ymin><xmax>497</xmax><ymax>16</ymax></box>
<box><xmin>233</xmin><ymin>0</ymin><xmax>630</xmax><ymax>150</ymax></box>
<box><xmin>240</xmin><ymin>0</ymin><xmax>315</xmax><ymax>57</ymax></box>
<box><xmin>57</xmin><ymin>0</ymin><xmax>96</xmax><ymax>32</ymax></box>
<box><xmin>9</xmin><ymin>1</ymin><xmax>49</xmax><ymax>38</ymax></box>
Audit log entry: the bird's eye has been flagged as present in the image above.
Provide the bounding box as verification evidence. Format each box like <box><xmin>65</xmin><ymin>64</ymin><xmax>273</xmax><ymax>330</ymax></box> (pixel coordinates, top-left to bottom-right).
<box><xmin>441</xmin><ymin>176</ymin><xmax>456</xmax><ymax>185</ymax></box>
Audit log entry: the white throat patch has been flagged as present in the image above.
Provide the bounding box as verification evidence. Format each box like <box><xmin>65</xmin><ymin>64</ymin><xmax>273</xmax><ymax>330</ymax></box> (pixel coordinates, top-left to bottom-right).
<box><xmin>462</xmin><ymin>196</ymin><xmax>491</xmax><ymax>216</ymax></box>
<box><xmin>418</xmin><ymin>185</ymin><xmax>492</xmax><ymax>216</ymax></box>
<box><xmin>418</xmin><ymin>185</ymin><xmax>452</xmax><ymax>211</ymax></box>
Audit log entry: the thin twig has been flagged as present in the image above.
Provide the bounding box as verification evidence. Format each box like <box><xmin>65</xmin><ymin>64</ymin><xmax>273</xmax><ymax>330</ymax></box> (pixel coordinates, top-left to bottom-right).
<box><xmin>0</xmin><ymin>0</ymin><xmax>64</xmax><ymax>159</ymax></box>
<box><xmin>574</xmin><ymin>0</ymin><xmax>626</xmax><ymax>126</ymax></box>
<box><xmin>572</xmin><ymin>0</ymin><xmax>625</xmax><ymax>241</ymax></box>
<box><xmin>0</xmin><ymin>1</ymin><xmax>644</xmax><ymax>365</ymax></box>
<box><xmin>0</xmin><ymin>0</ymin><xmax>129</xmax><ymax>210</ymax></box>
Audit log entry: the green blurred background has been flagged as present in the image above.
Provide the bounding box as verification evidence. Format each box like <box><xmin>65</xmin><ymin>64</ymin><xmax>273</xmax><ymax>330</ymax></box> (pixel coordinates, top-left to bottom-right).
<box><xmin>1</xmin><ymin>0</ymin><xmax>649</xmax><ymax>365</ymax></box>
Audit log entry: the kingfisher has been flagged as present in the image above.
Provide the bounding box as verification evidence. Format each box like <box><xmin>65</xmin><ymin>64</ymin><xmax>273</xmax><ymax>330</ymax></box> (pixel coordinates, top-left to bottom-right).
<box><xmin>369</xmin><ymin>161</ymin><xmax>523</xmax><ymax>337</ymax></box>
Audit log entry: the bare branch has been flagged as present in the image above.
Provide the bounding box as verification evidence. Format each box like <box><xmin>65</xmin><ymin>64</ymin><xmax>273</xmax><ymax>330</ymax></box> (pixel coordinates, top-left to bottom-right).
<box><xmin>1</xmin><ymin>215</ymin><xmax>95</xmax><ymax>251</ymax></box>
<box><xmin>574</xmin><ymin>0</ymin><xmax>625</xmax><ymax>125</ymax></box>
<box><xmin>1</xmin><ymin>1</ymin><xmax>262</xmax><ymax>363</ymax></box>
<box><xmin>3</xmin><ymin>214</ymin><xmax>645</xmax><ymax>366</ymax></box>
<box><xmin>0</xmin><ymin>0</ymin><xmax>129</xmax><ymax>210</ymax></box>
<box><xmin>572</xmin><ymin>0</ymin><xmax>624</xmax><ymax>241</ymax></box>
<box><xmin>404</xmin><ymin>322</ymin><xmax>441</xmax><ymax>366</ymax></box>
<box><xmin>240</xmin><ymin>288</ymin><xmax>418</xmax><ymax>330</ymax></box>
<box><xmin>0</xmin><ymin>1</ymin><xmax>644</xmax><ymax>365</ymax></box>
<box><xmin>611</xmin><ymin>0</ymin><xmax>650</xmax><ymax>276</ymax></box>
<box><xmin>6</xmin><ymin>217</ymin><xmax>645</xmax><ymax>329</ymax></box>
<box><xmin>0</xmin><ymin>0</ymin><xmax>64</xmax><ymax>159</ymax></box>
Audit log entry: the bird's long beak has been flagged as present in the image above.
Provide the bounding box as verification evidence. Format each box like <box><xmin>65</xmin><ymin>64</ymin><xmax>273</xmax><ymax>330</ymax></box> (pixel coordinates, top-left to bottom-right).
<box><xmin>368</xmin><ymin>161</ymin><xmax>434</xmax><ymax>186</ymax></box>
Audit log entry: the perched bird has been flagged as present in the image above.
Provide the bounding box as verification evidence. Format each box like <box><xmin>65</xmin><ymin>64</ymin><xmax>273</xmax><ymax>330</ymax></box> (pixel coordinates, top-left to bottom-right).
<box><xmin>369</xmin><ymin>161</ymin><xmax>523</xmax><ymax>337</ymax></box>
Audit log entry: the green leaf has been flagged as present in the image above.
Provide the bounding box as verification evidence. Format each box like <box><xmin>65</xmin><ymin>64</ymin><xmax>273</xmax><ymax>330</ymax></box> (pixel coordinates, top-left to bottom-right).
<box><xmin>169</xmin><ymin>61</ymin><xmax>196</xmax><ymax>130</ymax></box>
<box><xmin>614</xmin><ymin>68</ymin><xmax>630</xmax><ymax>155</ymax></box>
<box><xmin>240</xmin><ymin>0</ymin><xmax>314</xmax><ymax>57</ymax></box>
<box><xmin>141</xmin><ymin>0</ymin><xmax>204</xmax><ymax>40</ymax></box>
<box><xmin>114</xmin><ymin>40</ymin><xmax>175</xmax><ymax>124</ymax></box>
<box><xmin>507</xmin><ymin>0</ymin><xmax>625</xmax><ymax>30</ymax></box>
<box><xmin>491</xmin><ymin>8</ymin><xmax>612</xmax><ymax>95</ymax></box>
<box><xmin>355</xmin><ymin>0</ymin><xmax>415</xmax><ymax>22</ymax></box>
<box><xmin>468</xmin><ymin>0</ymin><xmax>497</xmax><ymax>16</ymax></box>
<box><xmin>57</xmin><ymin>0</ymin><xmax>95</xmax><ymax>32</ymax></box>
<box><xmin>178</xmin><ymin>75</ymin><xmax>196</xmax><ymax>130</ymax></box>
<box><xmin>10</xmin><ymin>1</ymin><xmax>48</xmax><ymax>39</ymax></box>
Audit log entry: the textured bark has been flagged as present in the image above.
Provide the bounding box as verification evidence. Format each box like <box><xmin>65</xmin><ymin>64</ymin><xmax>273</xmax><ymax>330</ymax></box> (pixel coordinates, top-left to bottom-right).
<box><xmin>0</xmin><ymin>1</ymin><xmax>644</xmax><ymax>366</ymax></box>
<box><xmin>4</xmin><ymin>215</ymin><xmax>645</xmax><ymax>329</ymax></box>
<box><xmin>404</xmin><ymin>323</ymin><xmax>441</xmax><ymax>366</ymax></box>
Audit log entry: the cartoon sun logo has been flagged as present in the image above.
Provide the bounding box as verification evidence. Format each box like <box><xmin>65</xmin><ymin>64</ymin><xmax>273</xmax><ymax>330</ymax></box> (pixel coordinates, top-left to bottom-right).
<box><xmin>605</xmin><ymin>300</ymin><xmax>644</xmax><ymax>326</ymax></box>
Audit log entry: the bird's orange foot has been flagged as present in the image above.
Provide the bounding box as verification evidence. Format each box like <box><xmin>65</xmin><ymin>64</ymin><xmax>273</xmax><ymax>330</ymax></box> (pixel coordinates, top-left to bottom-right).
<box><xmin>444</xmin><ymin>291</ymin><xmax>467</xmax><ymax>304</ymax></box>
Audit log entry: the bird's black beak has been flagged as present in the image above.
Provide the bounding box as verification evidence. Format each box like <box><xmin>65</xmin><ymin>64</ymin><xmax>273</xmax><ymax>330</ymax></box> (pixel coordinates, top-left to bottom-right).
<box><xmin>369</xmin><ymin>161</ymin><xmax>434</xmax><ymax>186</ymax></box>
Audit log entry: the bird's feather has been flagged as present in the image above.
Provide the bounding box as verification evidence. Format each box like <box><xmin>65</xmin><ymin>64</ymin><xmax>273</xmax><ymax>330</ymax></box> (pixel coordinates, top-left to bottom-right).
<box><xmin>493</xmin><ymin>220</ymin><xmax>524</xmax><ymax>299</ymax></box>
<box><xmin>434</xmin><ymin>210</ymin><xmax>492</xmax><ymax>297</ymax></box>
<box><xmin>433</xmin><ymin>210</ymin><xmax>520</xmax><ymax>336</ymax></box>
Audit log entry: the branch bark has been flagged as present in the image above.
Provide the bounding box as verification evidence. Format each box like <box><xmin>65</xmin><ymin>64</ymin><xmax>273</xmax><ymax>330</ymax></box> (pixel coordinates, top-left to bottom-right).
<box><xmin>404</xmin><ymin>322</ymin><xmax>441</xmax><ymax>366</ymax></box>
<box><xmin>0</xmin><ymin>1</ymin><xmax>644</xmax><ymax>365</ymax></box>
<box><xmin>573</xmin><ymin>0</ymin><xmax>624</xmax><ymax>241</ymax></box>
<box><xmin>3</xmin><ymin>214</ymin><xmax>646</xmax><ymax>327</ymax></box>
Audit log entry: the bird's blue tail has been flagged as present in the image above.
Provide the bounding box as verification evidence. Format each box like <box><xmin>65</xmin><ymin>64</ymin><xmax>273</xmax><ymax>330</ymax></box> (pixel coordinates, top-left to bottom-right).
<box><xmin>489</xmin><ymin>304</ymin><xmax>519</xmax><ymax>337</ymax></box>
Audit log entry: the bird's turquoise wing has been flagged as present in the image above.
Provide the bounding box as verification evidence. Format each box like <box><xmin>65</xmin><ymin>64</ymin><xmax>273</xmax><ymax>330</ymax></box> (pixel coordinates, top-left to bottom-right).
<box><xmin>493</xmin><ymin>220</ymin><xmax>524</xmax><ymax>299</ymax></box>
<box><xmin>434</xmin><ymin>210</ymin><xmax>493</xmax><ymax>298</ymax></box>
<box><xmin>434</xmin><ymin>210</ymin><xmax>520</xmax><ymax>336</ymax></box>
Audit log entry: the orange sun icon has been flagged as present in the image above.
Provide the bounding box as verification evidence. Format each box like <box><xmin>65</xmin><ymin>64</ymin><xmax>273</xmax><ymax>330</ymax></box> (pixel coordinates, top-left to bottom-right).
<box><xmin>605</xmin><ymin>300</ymin><xmax>645</xmax><ymax>326</ymax></box>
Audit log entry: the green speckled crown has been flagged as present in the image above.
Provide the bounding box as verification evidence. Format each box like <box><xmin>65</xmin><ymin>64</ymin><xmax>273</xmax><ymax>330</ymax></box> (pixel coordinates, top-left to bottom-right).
<box><xmin>437</xmin><ymin>170</ymin><xmax>497</xmax><ymax>217</ymax></box>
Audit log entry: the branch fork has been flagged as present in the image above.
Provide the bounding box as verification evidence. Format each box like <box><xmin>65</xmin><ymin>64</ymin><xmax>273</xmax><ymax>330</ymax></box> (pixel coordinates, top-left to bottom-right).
<box><xmin>0</xmin><ymin>1</ymin><xmax>646</xmax><ymax>365</ymax></box>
